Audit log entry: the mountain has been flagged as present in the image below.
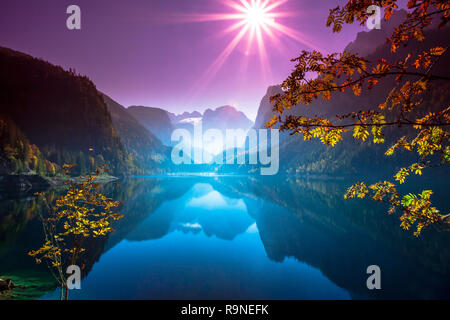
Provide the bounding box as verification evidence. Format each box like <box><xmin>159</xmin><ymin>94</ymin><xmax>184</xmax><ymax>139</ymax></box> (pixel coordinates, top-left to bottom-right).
<box><xmin>170</xmin><ymin>105</ymin><xmax>254</xmax><ymax>163</ymax></box>
<box><xmin>202</xmin><ymin>105</ymin><xmax>253</xmax><ymax>132</ymax></box>
<box><xmin>127</xmin><ymin>106</ymin><xmax>175</xmax><ymax>146</ymax></box>
<box><xmin>0</xmin><ymin>46</ymin><xmax>128</xmax><ymax>176</ymax></box>
<box><xmin>344</xmin><ymin>10</ymin><xmax>407</xmax><ymax>57</ymax></box>
<box><xmin>128</xmin><ymin>105</ymin><xmax>253</xmax><ymax>155</ymax></box>
<box><xmin>101</xmin><ymin>94</ymin><xmax>169</xmax><ymax>174</ymax></box>
<box><xmin>254</xmin><ymin>86</ymin><xmax>284</xmax><ymax>130</ymax></box>
<box><xmin>168</xmin><ymin>111</ymin><xmax>202</xmax><ymax>124</ymax></box>
<box><xmin>170</xmin><ymin>106</ymin><xmax>254</xmax><ymax>135</ymax></box>
<box><xmin>252</xmin><ymin>16</ymin><xmax>450</xmax><ymax>175</ymax></box>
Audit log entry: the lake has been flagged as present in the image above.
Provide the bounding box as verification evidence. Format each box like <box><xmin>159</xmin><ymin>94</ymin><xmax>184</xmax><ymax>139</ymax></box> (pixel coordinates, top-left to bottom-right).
<box><xmin>1</xmin><ymin>176</ymin><xmax>449</xmax><ymax>299</ymax></box>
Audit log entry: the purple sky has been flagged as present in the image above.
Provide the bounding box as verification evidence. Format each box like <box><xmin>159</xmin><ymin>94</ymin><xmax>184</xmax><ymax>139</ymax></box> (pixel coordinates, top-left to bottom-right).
<box><xmin>0</xmin><ymin>0</ymin><xmax>370</xmax><ymax>120</ymax></box>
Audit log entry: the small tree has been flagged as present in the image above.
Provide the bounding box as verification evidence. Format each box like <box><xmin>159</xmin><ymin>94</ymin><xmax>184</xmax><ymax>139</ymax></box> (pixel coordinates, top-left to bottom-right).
<box><xmin>29</xmin><ymin>163</ymin><xmax>123</xmax><ymax>300</ymax></box>
<box><xmin>268</xmin><ymin>0</ymin><xmax>450</xmax><ymax>236</ymax></box>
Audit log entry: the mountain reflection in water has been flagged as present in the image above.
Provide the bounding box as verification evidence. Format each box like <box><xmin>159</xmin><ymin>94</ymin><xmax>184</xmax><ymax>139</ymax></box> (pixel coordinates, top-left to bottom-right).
<box><xmin>1</xmin><ymin>176</ymin><xmax>449</xmax><ymax>300</ymax></box>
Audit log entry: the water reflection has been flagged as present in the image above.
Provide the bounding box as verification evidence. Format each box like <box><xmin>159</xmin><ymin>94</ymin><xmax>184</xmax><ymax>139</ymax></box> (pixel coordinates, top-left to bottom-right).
<box><xmin>126</xmin><ymin>183</ymin><xmax>253</xmax><ymax>242</ymax></box>
<box><xmin>1</xmin><ymin>176</ymin><xmax>449</xmax><ymax>299</ymax></box>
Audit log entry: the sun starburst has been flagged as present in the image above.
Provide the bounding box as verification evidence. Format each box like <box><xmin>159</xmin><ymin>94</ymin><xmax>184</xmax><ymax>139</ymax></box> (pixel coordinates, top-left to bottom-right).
<box><xmin>171</xmin><ymin>0</ymin><xmax>319</xmax><ymax>95</ymax></box>
<box><xmin>244</xmin><ymin>2</ymin><xmax>272</xmax><ymax>27</ymax></box>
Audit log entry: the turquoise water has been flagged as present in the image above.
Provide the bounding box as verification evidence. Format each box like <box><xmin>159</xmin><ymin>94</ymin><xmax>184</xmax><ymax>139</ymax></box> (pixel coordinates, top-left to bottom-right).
<box><xmin>2</xmin><ymin>176</ymin><xmax>450</xmax><ymax>299</ymax></box>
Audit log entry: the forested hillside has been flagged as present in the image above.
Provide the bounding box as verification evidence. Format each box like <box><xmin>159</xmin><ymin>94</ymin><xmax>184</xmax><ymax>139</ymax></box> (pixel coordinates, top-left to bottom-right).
<box><xmin>0</xmin><ymin>47</ymin><xmax>128</xmax><ymax>175</ymax></box>
<box><xmin>0</xmin><ymin>115</ymin><xmax>56</xmax><ymax>176</ymax></box>
<box><xmin>101</xmin><ymin>93</ymin><xmax>169</xmax><ymax>174</ymax></box>
<box><xmin>127</xmin><ymin>106</ymin><xmax>175</xmax><ymax>146</ymax></box>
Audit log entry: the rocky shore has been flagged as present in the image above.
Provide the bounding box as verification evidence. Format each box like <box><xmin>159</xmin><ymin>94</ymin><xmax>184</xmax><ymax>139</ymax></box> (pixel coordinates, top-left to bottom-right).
<box><xmin>0</xmin><ymin>174</ymin><xmax>52</xmax><ymax>194</ymax></box>
<box><xmin>0</xmin><ymin>279</ymin><xmax>15</xmax><ymax>292</ymax></box>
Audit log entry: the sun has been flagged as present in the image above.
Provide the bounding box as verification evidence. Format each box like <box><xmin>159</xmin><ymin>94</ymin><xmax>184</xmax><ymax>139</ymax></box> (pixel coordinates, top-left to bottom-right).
<box><xmin>245</xmin><ymin>4</ymin><xmax>271</xmax><ymax>28</ymax></box>
<box><xmin>173</xmin><ymin>0</ymin><xmax>319</xmax><ymax>93</ymax></box>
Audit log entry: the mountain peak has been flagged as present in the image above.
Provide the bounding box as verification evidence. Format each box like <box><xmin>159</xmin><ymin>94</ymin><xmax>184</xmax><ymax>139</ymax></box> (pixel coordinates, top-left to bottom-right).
<box><xmin>203</xmin><ymin>105</ymin><xmax>253</xmax><ymax>130</ymax></box>
<box><xmin>168</xmin><ymin>111</ymin><xmax>202</xmax><ymax>123</ymax></box>
<box><xmin>344</xmin><ymin>9</ymin><xmax>407</xmax><ymax>57</ymax></box>
<box><xmin>254</xmin><ymin>85</ymin><xmax>284</xmax><ymax>129</ymax></box>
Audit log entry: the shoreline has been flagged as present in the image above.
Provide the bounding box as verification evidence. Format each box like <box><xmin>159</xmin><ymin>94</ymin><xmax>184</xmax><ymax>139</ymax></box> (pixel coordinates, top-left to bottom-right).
<box><xmin>0</xmin><ymin>173</ymin><xmax>119</xmax><ymax>194</ymax></box>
